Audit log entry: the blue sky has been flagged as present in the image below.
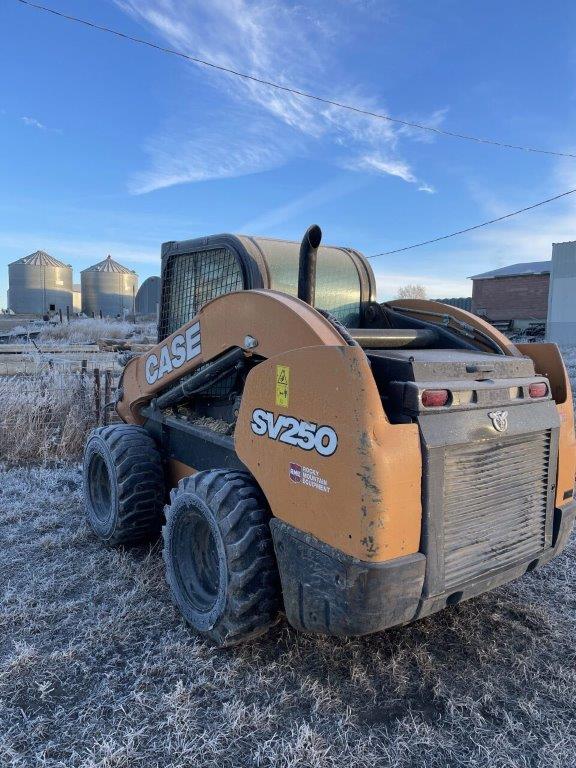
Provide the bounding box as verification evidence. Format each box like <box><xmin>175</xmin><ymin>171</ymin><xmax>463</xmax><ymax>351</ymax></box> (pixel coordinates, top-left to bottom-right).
<box><xmin>1</xmin><ymin>0</ymin><xmax>576</xmax><ymax>308</ymax></box>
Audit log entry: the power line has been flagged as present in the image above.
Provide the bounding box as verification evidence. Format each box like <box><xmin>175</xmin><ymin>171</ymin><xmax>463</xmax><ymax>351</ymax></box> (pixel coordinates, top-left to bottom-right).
<box><xmin>16</xmin><ymin>0</ymin><xmax>576</xmax><ymax>160</ymax></box>
<box><xmin>368</xmin><ymin>187</ymin><xmax>576</xmax><ymax>257</ymax></box>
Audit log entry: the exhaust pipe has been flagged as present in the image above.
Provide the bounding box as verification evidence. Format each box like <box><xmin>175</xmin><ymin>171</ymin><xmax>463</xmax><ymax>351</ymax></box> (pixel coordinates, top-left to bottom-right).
<box><xmin>297</xmin><ymin>224</ymin><xmax>322</xmax><ymax>306</ymax></box>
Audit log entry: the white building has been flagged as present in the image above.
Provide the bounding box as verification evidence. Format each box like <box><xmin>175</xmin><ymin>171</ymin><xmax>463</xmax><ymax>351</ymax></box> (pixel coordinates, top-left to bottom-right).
<box><xmin>547</xmin><ymin>241</ymin><xmax>576</xmax><ymax>344</ymax></box>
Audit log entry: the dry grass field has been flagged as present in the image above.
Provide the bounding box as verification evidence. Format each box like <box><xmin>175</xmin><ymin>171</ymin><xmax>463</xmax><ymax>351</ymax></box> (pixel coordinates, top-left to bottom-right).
<box><xmin>1</xmin><ymin>344</ymin><xmax>576</xmax><ymax>767</ymax></box>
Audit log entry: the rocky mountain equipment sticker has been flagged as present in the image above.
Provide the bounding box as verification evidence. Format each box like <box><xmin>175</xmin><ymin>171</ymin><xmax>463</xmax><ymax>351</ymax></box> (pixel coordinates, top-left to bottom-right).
<box><xmin>289</xmin><ymin>462</ymin><xmax>331</xmax><ymax>493</ymax></box>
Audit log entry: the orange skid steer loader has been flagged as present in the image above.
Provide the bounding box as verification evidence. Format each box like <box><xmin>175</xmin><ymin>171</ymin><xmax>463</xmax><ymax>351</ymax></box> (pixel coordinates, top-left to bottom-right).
<box><xmin>83</xmin><ymin>226</ymin><xmax>576</xmax><ymax>646</ymax></box>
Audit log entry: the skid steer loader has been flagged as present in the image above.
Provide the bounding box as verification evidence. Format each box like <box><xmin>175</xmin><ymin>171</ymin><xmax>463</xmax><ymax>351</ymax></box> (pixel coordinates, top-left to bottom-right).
<box><xmin>83</xmin><ymin>226</ymin><xmax>576</xmax><ymax>646</ymax></box>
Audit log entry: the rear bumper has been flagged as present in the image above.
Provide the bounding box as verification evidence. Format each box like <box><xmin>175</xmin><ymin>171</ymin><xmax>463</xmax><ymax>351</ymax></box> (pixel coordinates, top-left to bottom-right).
<box><xmin>270</xmin><ymin>500</ymin><xmax>576</xmax><ymax>637</ymax></box>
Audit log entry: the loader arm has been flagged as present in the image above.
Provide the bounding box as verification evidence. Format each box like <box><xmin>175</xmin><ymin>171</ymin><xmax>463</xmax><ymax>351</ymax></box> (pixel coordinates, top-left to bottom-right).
<box><xmin>116</xmin><ymin>289</ymin><xmax>347</xmax><ymax>424</ymax></box>
<box><xmin>387</xmin><ymin>298</ymin><xmax>520</xmax><ymax>355</ymax></box>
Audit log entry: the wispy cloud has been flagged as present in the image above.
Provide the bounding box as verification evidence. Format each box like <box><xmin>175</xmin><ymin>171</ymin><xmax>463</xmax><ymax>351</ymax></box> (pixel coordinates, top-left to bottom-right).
<box><xmin>20</xmin><ymin>116</ymin><xmax>62</xmax><ymax>133</ymax></box>
<box><xmin>21</xmin><ymin>116</ymin><xmax>46</xmax><ymax>130</ymax></box>
<box><xmin>115</xmin><ymin>0</ymin><xmax>444</xmax><ymax>194</ymax></box>
<box><xmin>129</xmin><ymin>126</ymin><xmax>285</xmax><ymax>195</ymax></box>
<box><xmin>238</xmin><ymin>176</ymin><xmax>366</xmax><ymax>233</ymax></box>
<box><xmin>343</xmin><ymin>153</ymin><xmax>416</xmax><ymax>183</ymax></box>
<box><xmin>341</xmin><ymin>151</ymin><xmax>437</xmax><ymax>192</ymax></box>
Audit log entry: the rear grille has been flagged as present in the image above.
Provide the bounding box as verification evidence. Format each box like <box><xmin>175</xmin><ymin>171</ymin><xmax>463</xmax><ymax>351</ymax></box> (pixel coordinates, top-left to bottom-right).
<box><xmin>443</xmin><ymin>430</ymin><xmax>551</xmax><ymax>589</ymax></box>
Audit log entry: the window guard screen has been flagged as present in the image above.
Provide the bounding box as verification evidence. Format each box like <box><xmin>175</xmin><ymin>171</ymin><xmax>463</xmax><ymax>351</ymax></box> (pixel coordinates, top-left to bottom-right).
<box><xmin>158</xmin><ymin>248</ymin><xmax>244</xmax><ymax>340</ymax></box>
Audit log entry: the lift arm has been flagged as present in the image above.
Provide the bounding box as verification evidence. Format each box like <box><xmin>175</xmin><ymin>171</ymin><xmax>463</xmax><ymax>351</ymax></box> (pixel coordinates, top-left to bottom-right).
<box><xmin>116</xmin><ymin>289</ymin><xmax>347</xmax><ymax>424</ymax></box>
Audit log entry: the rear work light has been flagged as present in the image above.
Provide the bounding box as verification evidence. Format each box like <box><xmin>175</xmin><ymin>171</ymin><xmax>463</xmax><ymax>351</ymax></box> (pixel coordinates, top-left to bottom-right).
<box><xmin>421</xmin><ymin>389</ymin><xmax>450</xmax><ymax>407</ymax></box>
<box><xmin>529</xmin><ymin>382</ymin><xmax>548</xmax><ymax>398</ymax></box>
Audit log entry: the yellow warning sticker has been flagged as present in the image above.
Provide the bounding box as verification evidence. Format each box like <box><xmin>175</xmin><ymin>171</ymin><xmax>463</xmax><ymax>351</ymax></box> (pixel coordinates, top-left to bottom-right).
<box><xmin>275</xmin><ymin>364</ymin><xmax>290</xmax><ymax>407</ymax></box>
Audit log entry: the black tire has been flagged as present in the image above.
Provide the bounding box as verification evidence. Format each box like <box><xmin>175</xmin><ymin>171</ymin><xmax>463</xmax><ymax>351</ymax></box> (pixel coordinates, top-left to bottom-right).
<box><xmin>83</xmin><ymin>424</ymin><xmax>165</xmax><ymax>546</ymax></box>
<box><xmin>163</xmin><ymin>469</ymin><xmax>281</xmax><ymax>647</ymax></box>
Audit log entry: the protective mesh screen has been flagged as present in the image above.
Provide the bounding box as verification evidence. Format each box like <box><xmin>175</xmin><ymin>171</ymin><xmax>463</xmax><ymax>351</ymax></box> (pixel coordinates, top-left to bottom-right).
<box><xmin>158</xmin><ymin>248</ymin><xmax>244</xmax><ymax>340</ymax></box>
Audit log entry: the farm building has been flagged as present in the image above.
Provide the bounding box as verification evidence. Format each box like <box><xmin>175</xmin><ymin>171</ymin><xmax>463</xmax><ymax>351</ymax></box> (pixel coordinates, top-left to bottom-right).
<box><xmin>470</xmin><ymin>261</ymin><xmax>551</xmax><ymax>331</ymax></box>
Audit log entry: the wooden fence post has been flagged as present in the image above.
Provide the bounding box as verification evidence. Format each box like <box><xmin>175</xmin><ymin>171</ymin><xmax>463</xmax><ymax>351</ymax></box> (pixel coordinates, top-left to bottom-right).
<box><xmin>94</xmin><ymin>368</ymin><xmax>101</xmax><ymax>426</ymax></box>
<box><xmin>103</xmin><ymin>369</ymin><xmax>112</xmax><ymax>426</ymax></box>
<box><xmin>80</xmin><ymin>359</ymin><xmax>87</xmax><ymax>391</ymax></box>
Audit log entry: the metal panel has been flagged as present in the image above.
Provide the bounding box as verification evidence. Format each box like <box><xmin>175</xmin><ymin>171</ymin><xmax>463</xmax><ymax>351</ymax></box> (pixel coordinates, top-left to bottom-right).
<box><xmin>443</xmin><ymin>430</ymin><xmax>553</xmax><ymax>589</ymax></box>
<box><xmin>547</xmin><ymin>241</ymin><xmax>576</xmax><ymax>344</ymax></box>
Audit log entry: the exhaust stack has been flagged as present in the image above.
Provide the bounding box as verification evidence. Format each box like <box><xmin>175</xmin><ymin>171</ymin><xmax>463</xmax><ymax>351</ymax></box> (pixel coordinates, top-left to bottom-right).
<box><xmin>297</xmin><ymin>224</ymin><xmax>322</xmax><ymax>306</ymax></box>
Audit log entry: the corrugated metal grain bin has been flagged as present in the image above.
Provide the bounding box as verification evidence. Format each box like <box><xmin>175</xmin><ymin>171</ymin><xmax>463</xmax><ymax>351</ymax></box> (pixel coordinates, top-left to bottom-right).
<box><xmin>135</xmin><ymin>276</ymin><xmax>160</xmax><ymax>316</ymax></box>
<box><xmin>73</xmin><ymin>284</ymin><xmax>82</xmax><ymax>313</ymax></box>
<box><xmin>81</xmin><ymin>255</ymin><xmax>138</xmax><ymax>317</ymax></box>
<box><xmin>8</xmin><ymin>250</ymin><xmax>73</xmax><ymax>314</ymax></box>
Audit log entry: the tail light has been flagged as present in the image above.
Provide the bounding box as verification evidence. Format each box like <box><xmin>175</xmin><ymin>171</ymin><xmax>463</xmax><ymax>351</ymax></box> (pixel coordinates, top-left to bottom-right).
<box><xmin>529</xmin><ymin>382</ymin><xmax>548</xmax><ymax>398</ymax></box>
<box><xmin>422</xmin><ymin>389</ymin><xmax>450</xmax><ymax>407</ymax></box>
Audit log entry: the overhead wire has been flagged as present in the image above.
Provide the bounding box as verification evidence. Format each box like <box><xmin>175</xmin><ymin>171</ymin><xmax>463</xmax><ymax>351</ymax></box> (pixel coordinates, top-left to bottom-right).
<box><xmin>15</xmin><ymin>0</ymin><xmax>576</xmax><ymax>258</ymax></box>
<box><xmin>15</xmin><ymin>0</ymin><xmax>576</xmax><ymax>159</ymax></box>
<box><xmin>367</xmin><ymin>187</ymin><xmax>576</xmax><ymax>257</ymax></box>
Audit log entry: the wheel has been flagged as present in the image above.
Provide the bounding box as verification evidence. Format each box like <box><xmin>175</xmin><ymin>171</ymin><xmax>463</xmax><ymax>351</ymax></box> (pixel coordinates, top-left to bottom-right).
<box><xmin>83</xmin><ymin>424</ymin><xmax>165</xmax><ymax>546</ymax></box>
<box><xmin>163</xmin><ymin>469</ymin><xmax>281</xmax><ymax>647</ymax></box>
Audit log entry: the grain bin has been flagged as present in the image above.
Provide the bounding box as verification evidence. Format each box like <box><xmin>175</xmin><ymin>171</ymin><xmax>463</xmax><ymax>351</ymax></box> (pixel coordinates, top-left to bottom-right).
<box><xmin>81</xmin><ymin>255</ymin><xmax>138</xmax><ymax>317</ymax></box>
<box><xmin>135</xmin><ymin>276</ymin><xmax>160</xmax><ymax>316</ymax></box>
<box><xmin>8</xmin><ymin>250</ymin><xmax>73</xmax><ymax>314</ymax></box>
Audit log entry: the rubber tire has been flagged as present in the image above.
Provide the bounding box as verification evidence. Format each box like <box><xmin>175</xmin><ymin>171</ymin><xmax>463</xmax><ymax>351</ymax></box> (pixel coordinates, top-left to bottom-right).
<box><xmin>163</xmin><ymin>470</ymin><xmax>281</xmax><ymax>647</ymax></box>
<box><xmin>83</xmin><ymin>424</ymin><xmax>165</xmax><ymax>546</ymax></box>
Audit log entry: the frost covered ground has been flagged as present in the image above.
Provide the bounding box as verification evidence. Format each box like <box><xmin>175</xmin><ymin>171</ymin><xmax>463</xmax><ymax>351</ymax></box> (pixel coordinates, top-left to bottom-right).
<box><xmin>1</xmin><ymin>345</ymin><xmax>576</xmax><ymax>767</ymax></box>
<box><xmin>1</xmin><ymin>465</ymin><xmax>575</xmax><ymax>768</ymax></box>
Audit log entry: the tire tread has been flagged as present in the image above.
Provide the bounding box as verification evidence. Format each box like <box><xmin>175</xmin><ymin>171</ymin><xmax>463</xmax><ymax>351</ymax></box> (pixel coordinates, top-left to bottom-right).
<box><xmin>83</xmin><ymin>424</ymin><xmax>164</xmax><ymax>546</ymax></box>
<box><xmin>162</xmin><ymin>469</ymin><xmax>280</xmax><ymax>647</ymax></box>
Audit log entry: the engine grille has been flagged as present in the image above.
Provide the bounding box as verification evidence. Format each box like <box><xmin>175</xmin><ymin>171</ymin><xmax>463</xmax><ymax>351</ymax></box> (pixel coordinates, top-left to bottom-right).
<box><xmin>443</xmin><ymin>430</ymin><xmax>552</xmax><ymax>590</ymax></box>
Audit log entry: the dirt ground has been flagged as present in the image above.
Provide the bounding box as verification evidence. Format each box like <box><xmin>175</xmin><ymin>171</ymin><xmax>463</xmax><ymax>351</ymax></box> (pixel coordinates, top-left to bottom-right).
<box><xmin>1</xmin><ymin>463</ymin><xmax>575</xmax><ymax>768</ymax></box>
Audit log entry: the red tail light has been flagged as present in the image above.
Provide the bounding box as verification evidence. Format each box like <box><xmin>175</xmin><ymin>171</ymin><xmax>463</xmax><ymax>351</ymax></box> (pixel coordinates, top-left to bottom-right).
<box><xmin>422</xmin><ymin>389</ymin><xmax>450</xmax><ymax>407</ymax></box>
<box><xmin>529</xmin><ymin>382</ymin><xmax>548</xmax><ymax>398</ymax></box>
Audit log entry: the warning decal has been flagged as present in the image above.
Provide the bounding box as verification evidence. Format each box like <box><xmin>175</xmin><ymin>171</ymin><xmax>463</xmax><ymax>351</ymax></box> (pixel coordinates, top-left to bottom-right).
<box><xmin>275</xmin><ymin>365</ymin><xmax>290</xmax><ymax>407</ymax></box>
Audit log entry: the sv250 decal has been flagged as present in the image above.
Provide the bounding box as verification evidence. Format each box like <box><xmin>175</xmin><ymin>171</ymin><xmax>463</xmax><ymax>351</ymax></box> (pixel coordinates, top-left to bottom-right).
<box><xmin>250</xmin><ymin>408</ymin><xmax>338</xmax><ymax>457</ymax></box>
